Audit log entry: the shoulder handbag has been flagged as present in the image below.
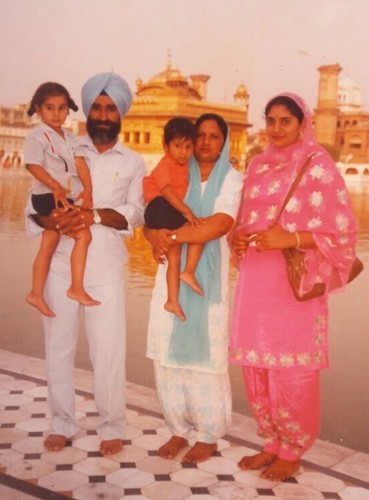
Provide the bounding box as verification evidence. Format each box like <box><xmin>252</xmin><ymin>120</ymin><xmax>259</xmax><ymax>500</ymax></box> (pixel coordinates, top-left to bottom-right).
<box><xmin>275</xmin><ymin>155</ymin><xmax>364</xmax><ymax>301</ymax></box>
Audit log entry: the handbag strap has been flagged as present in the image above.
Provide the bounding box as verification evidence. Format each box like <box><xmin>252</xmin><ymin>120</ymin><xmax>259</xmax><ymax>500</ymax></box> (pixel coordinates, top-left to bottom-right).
<box><xmin>275</xmin><ymin>153</ymin><xmax>315</xmax><ymax>222</ymax></box>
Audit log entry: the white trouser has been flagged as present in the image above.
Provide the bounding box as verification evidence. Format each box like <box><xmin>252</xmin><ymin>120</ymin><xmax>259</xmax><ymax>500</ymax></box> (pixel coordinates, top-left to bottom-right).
<box><xmin>43</xmin><ymin>270</ymin><xmax>126</xmax><ymax>440</ymax></box>
<box><xmin>154</xmin><ymin>361</ymin><xmax>232</xmax><ymax>444</ymax></box>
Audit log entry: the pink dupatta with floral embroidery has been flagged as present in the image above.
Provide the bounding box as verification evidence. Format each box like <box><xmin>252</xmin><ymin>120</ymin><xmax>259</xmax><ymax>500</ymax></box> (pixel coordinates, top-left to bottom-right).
<box><xmin>235</xmin><ymin>92</ymin><xmax>358</xmax><ymax>296</ymax></box>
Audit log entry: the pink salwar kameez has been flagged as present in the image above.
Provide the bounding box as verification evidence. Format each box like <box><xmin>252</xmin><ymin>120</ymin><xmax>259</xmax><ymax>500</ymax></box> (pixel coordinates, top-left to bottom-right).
<box><xmin>229</xmin><ymin>93</ymin><xmax>358</xmax><ymax>461</ymax></box>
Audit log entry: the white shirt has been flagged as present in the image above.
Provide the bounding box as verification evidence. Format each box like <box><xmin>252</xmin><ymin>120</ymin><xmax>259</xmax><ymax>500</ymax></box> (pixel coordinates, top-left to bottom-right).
<box><xmin>26</xmin><ymin>135</ymin><xmax>147</xmax><ymax>286</ymax></box>
<box><xmin>24</xmin><ymin>123</ymin><xmax>82</xmax><ymax>198</ymax></box>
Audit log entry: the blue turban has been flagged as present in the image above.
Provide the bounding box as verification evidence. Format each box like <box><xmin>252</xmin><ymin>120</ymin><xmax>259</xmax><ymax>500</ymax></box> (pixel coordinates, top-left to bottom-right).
<box><xmin>81</xmin><ymin>72</ymin><xmax>133</xmax><ymax>117</ymax></box>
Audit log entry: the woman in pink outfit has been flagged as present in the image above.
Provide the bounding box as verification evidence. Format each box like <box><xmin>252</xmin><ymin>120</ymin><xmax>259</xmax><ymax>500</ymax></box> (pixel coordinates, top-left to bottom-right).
<box><xmin>229</xmin><ymin>93</ymin><xmax>358</xmax><ymax>481</ymax></box>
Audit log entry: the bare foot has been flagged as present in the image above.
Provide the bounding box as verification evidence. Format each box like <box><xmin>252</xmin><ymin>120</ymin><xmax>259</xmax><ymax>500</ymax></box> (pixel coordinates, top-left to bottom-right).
<box><xmin>164</xmin><ymin>301</ymin><xmax>186</xmax><ymax>321</ymax></box>
<box><xmin>238</xmin><ymin>451</ymin><xmax>277</xmax><ymax>470</ymax></box>
<box><xmin>67</xmin><ymin>288</ymin><xmax>101</xmax><ymax>306</ymax></box>
<box><xmin>180</xmin><ymin>272</ymin><xmax>204</xmax><ymax>295</ymax></box>
<box><xmin>99</xmin><ymin>439</ymin><xmax>123</xmax><ymax>456</ymax></box>
<box><xmin>159</xmin><ymin>436</ymin><xmax>188</xmax><ymax>459</ymax></box>
<box><xmin>182</xmin><ymin>442</ymin><xmax>217</xmax><ymax>464</ymax></box>
<box><xmin>261</xmin><ymin>457</ymin><xmax>301</xmax><ymax>481</ymax></box>
<box><xmin>26</xmin><ymin>293</ymin><xmax>55</xmax><ymax>317</ymax></box>
<box><xmin>44</xmin><ymin>434</ymin><xmax>66</xmax><ymax>451</ymax></box>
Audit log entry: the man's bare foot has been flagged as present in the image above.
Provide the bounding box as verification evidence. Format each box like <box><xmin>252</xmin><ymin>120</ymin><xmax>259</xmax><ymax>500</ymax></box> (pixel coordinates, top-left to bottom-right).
<box><xmin>158</xmin><ymin>436</ymin><xmax>188</xmax><ymax>459</ymax></box>
<box><xmin>26</xmin><ymin>294</ymin><xmax>56</xmax><ymax>317</ymax></box>
<box><xmin>44</xmin><ymin>434</ymin><xmax>67</xmax><ymax>451</ymax></box>
<box><xmin>261</xmin><ymin>457</ymin><xmax>301</xmax><ymax>481</ymax></box>
<box><xmin>164</xmin><ymin>301</ymin><xmax>186</xmax><ymax>321</ymax></box>
<box><xmin>67</xmin><ymin>288</ymin><xmax>101</xmax><ymax>306</ymax></box>
<box><xmin>99</xmin><ymin>439</ymin><xmax>123</xmax><ymax>456</ymax></box>
<box><xmin>238</xmin><ymin>451</ymin><xmax>277</xmax><ymax>470</ymax></box>
<box><xmin>182</xmin><ymin>442</ymin><xmax>217</xmax><ymax>464</ymax></box>
<box><xmin>180</xmin><ymin>272</ymin><xmax>204</xmax><ymax>295</ymax></box>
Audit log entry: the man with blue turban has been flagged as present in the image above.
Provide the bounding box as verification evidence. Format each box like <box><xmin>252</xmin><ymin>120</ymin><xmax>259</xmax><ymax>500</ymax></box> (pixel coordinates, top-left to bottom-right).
<box><xmin>26</xmin><ymin>73</ymin><xmax>146</xmax><ymax>456</ymax></box>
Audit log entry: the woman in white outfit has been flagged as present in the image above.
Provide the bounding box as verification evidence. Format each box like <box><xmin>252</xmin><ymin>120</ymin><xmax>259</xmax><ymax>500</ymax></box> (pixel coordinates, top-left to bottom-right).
<box><xmin>145</xmin><ymin>113</ymin><xmax>243</xmax><ymax>463</ymax></box>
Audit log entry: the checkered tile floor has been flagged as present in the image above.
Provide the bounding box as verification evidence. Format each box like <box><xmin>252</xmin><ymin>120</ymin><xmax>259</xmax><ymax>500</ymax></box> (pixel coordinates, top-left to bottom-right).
<box><xmin>0</xmin><ymin>350</ymin><xmax>368</xmax><ymax>499</ymax></box>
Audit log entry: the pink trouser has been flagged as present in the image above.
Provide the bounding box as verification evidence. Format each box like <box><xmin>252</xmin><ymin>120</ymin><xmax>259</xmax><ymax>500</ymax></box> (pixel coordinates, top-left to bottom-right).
<box><xmin>243</xmin><ymin>366</ymin><xmax>320</xmax><ymax>461</ymax></box>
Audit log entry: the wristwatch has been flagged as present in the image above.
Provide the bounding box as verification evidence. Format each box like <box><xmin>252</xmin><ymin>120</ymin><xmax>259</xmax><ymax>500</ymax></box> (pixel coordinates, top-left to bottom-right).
<box><xmin>93</xmin><ymin>209</ymin><xmax>101</xmax><ymax>224</ymax></box>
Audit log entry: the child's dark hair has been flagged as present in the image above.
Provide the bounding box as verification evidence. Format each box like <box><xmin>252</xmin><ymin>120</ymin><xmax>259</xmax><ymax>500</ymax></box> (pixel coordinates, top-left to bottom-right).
<box><xmin>27</xmin><ymin>82</ymin><xmax>78</xmax><ymax>116</ymax></box>
<box><xmin>164</xmin><ymin>117</ymin><xmax>196</xmax><ymax>145</ymax></box>
<box><xmin>265</xmin><ymin>95</ymin><xmax>304</xmax><ymax>123</ymax></box>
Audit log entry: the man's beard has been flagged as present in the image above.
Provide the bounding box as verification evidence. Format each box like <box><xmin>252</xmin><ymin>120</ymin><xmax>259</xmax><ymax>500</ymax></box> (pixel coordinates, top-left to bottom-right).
<box><xmin>86</xmin><ymin>117</ymin><xmax>121</xmax><ymax>144</ymax></box>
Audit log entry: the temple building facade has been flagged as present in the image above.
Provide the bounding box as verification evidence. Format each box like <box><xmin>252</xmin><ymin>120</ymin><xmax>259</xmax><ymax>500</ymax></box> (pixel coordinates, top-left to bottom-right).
<box><xmin>0</xmin><ymin>104</ymin><xmax>33</xmax><ymax>169</ymax></box>
<box><xmin>120</xmin><ymin>56</ymin><xmax>251</xmax><ymax>171</ymax></box>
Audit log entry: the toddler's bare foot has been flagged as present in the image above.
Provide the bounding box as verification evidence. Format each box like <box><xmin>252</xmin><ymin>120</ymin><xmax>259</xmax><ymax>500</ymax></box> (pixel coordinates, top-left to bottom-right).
<box><xmin>261</xmin><ymin>457</ymin><xmax>301</xmax><ymax>481</ymax></box>
<box><xmin>26</xmin><ymin>293</ymin><xmax>55</xmax><ymax>317</ymax></box>
<box><xmin>164</xmin><ymin>301</ymin><xmax>186</xmax><ymax>321</ymax></box>
<box><xmin>100</xmin><ymin>439</ymin><xmax>123</xmax><ymax>456</ymax></box>
<box><xmin>238</xmin><ymin>451</ymin><xmax>277</xmax><ymax>470</ymax></box>
<box><xmin>44</xmin><ymin>434</ymin><xmax>67</xmax><ymax>451</ymax></box>
<box><xmin>159</xmin><ymin>436</ymin><xmax>188</xmax><ymax>459</ymax></box>
<box><xmin>67</xmin><ymin>288</ymin><xmax>101</xmax><ymax>306</ymax></box>
<box><xmin>180</xmin><ymin>272</ymin><xmax>204</xmax><ymax>295</ymax></box>
<box><xmin>182</xmin><ymin>442</ymin><xmax>217</xmax><ymax>464</ymax></box>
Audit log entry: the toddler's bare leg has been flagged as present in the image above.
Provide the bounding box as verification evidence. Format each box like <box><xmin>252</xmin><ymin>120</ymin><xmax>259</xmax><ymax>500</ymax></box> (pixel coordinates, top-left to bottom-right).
<box><xmin>26</xmin><ymin>229</ymin><xmax>59</xmax><ymax>316</ymax></box>
<box><xmin>67</xmin><ymin>228</ymin><xmax>100</xmax><ymax>306</ymax></box>
<box><xmin>180</xmin><ymin>243</ymin><xmax>204</xmax><ymax>295</ymax></box>
<box><xmin>164</xmin><ymin>245</ymin><xmax>186</xmax><ymax>320</ymax></box>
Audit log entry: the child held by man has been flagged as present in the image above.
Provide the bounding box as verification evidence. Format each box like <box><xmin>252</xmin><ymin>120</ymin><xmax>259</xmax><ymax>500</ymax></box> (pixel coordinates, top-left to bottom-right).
<box><xmin>25</xmin><ymin>82</ymin><xmax>100</xmax><ymax>317</ymax></box>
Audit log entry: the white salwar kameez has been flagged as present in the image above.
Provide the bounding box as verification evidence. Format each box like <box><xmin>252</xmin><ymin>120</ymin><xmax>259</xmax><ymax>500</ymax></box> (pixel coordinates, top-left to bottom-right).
<box><xmin>147</xmin><ymin>168</ymin><xmax>243</xmax><ymax>443</ymax></box>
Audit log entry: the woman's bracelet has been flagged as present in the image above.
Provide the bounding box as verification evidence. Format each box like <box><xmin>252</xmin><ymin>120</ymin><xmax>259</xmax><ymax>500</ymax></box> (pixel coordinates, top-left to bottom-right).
<box><xmin>294</xmin><ymin>231</ymin><xmax>301</xmax><ymax>248</ymax></box>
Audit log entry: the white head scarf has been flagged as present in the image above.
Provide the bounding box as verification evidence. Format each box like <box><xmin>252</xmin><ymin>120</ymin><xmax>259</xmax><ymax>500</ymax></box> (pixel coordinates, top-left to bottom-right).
<box><xmin>81</xmin><ymin>72</ymin><xmax>132</xmax><ymax>117</ymax></box>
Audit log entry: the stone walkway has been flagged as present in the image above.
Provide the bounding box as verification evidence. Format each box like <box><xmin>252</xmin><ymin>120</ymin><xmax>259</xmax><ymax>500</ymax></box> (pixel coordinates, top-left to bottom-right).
<box><xmin>0</xmin><ymin>350</ymin><xmax>368</xmax><ymax>499</ymax></box>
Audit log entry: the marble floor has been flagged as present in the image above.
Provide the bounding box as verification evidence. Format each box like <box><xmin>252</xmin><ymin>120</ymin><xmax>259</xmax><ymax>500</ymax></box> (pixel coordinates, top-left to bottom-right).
<box><xmin>0</xmin><ymin>349</ymin><xmax>368</xmax><ymax>500</ymax></box>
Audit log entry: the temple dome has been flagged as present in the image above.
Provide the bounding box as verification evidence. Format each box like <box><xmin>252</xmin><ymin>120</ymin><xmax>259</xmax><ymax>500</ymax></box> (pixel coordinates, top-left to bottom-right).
<box><xmin>338</xmin><ymin>75</ymin><xmax>363</xmax><ymax>111</ymax></box>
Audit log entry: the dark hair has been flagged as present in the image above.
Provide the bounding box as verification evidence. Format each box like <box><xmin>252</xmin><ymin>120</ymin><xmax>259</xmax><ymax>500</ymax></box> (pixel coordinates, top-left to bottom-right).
<box><xmin>265</xmin><ymin>95</ymin><xmax>304</xmax><ymax>123</ymax></box>
<box><xmin>195</xmin><ymin>113</ymin><xmax>228</xmax><ymax>141</ymax></box>
<box><xmin>27</xmin><ymin>82</ymin><xmax>78</xmax><ymax>116</ymax></box>
<box><xmin>163</xmin><ymin>117</ymin><xmax>197</xmax><ymax>145</ymax></box>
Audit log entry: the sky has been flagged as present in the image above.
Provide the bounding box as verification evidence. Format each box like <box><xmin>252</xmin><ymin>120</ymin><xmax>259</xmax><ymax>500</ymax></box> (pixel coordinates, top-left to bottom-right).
<box><xmin>1</xmin><ymin>0</ymin><xmax>369</xmax><ymax>130</ymax></box>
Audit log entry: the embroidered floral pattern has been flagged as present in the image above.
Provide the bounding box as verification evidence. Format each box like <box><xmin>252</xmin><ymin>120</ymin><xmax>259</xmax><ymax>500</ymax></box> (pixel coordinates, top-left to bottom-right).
<box><xmin>256</xmin><ymin>163</ymin><xmax>270</xmax><ymax>174</ymax></box>
<box><xmin>266</xmin><ymin>205</ymin><xmax>278</xmax><ymax>220</ymax></box>
<box><xmin>229</xmin><ymin>346</ymin><xmax>328</xmax><ymax>369</ymax></box>
<box><xmin>337</xmin><ymin>189</ymin><xmax>348</xmax><ymax>205</ymax></box>
<box><xmin>249</xmin><ymin>185</ymin><xmax>260</xmax><ymax>199</ymax></box>
<box><xmin>267</xmin><ymin>180</ymin><xmax>281</xmax><ymax>195</ymax></box>
<box><xmin>285</xmin><ymin>196</ymin><xmax>300</xmax><ymax>213</ymax></box>
<box><xmin>309</xmin><ymin>191</ymin><xmax>323</xmax><ymax>208</ymax></box>
<box><xmin>336</xmin><ymin>214</ymin><xmax>349</xmax><ymax>232</ymax></box>
<box><xmin>307</xmin><ymin>217</ymin><xmax>322</xmax><ymax>229</ymax></box>
<box><xmin>247</xmin><ymin>210</ymin><xmax>259</xmax><ymax>225</ymax></box>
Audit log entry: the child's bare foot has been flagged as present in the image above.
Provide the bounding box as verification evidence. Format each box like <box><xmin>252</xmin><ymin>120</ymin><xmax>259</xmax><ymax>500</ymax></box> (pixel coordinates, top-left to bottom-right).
<box><xmin>180</xmin><ymin>272</ymin><xmax>204</xmax><ymax>295</ymax></box>
<box><xmin>159</xmin><ymin>436</ymin><xmax>188</xmax><ymax>459</ymax></box>
<box><xmin>44</xmin><ymin>434</ymin><xmax>67</xmax><ymax>451</ymax></box>
<box><xmin>67</xmin><ymin>288</ymin><xmax>101</xmax><ymax>306</ymax></box>
<box><xmin>164</xmin><ymin>301</ymin><xmax>186</xmax><ymax>321</ymax></box>
<box><xmin>261</xmin><ymin>457</ymin><xmax>301</xmax><ymax>481</ymax></box>
<box><xmin>238</xmin><ymin>451</ymin><xmax>277</xmax><ymax>470</ymax></box>
<box><xmin>26</xmin><ymin>293</ymin><xmax>55</xmax><ymax>317</ymax></box>
<box><xmin>99</xmin><ymin>439</ymin><xmax>123</xmax><ymax>456</ymax></box>
<box><xmin>182</xmin><ymin>442</ymin><xmax>217</xmax><ymax>464</ymax></box>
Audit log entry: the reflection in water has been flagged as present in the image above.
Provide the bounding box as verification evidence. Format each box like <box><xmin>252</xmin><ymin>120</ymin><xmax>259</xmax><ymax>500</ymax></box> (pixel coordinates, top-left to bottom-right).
<box><xmin>1</xmin><ymin>175</ymin><xmax>369</xmax><ymax>453</ymax></box>
<box><xmin>2</xmin><ymin>175</ymin><xmax>369</xmax><ymax>281</ymax></box>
